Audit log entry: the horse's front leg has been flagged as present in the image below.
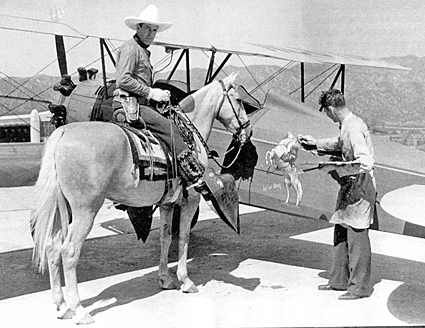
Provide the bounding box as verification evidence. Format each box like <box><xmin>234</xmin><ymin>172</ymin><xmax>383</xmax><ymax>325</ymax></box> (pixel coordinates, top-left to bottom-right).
<box><xmin>158</xmin><ymin>204</ymin><xmax>177</xmax><ymax>290</ymax></box>
<box><xmin>176</xmin><ymin>195</ymin><xmax>200</xmax><ymax>293</ymax></box>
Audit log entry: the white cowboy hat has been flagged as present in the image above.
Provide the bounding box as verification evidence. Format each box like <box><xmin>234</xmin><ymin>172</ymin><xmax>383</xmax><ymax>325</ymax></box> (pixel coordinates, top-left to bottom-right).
<box><xmin>124</xmin><ymin>4</ymin><xmax>172</xmax><ymax>32</ymax></box>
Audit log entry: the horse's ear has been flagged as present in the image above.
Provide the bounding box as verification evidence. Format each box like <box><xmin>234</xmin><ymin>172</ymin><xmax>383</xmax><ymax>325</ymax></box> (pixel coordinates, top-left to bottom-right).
<box><xmin>225</xmin><ymin>72</ymin><xmax>238</xmax><ymax>87</ymax></box>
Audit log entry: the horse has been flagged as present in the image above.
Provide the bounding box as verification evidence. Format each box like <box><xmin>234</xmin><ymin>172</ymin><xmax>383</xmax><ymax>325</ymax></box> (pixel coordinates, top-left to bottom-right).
<box><xmin>30</xmin><ymin>73</ymin><xmax>252</xmax><ymax>324</ymax></box>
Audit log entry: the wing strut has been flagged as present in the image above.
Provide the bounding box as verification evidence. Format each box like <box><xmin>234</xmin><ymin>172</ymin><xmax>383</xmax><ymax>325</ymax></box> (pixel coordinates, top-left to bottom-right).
<box><xmin>204</xmin><ymin>48</ymin><xmax>216</xmax><ymax>85</ymax></box>
<box><xmin>301</xmin><ymin>62</ymin><xmax>305</xmax><ymax>102</ymax></box>
<box><xmin>329</xmin><ymin>64</ymin><xmax>345</xmax><ymax>91</ymax></box>
<box><xmin>55</xmin><ymin>35</ymin><xmax>68</xmax><ymax>76</ymax></box>
<box><xmin>185</xmin><ymin>49</ymin><xmax>191</xmax><ymax>91</ymax></box>
<box><xmin>99</xmin><ymin>38</ymin><xmax>108</xmax><ymax>95</ymax></box>
<box><xmin>209</xmin><ymin>53</ymin><xmax>232</xmax><ymax>83</ymax></box>
<box><xmin>167</xmin><ymin>49</ymin><xmax>187</xmax><ymax>81</ymax></box>
<box><xmin>318</xmin><ymin>64</ymin><xmax>346</xmax><ymax>111</ymax></box>
<box><xmin>100</xmin><ymin>39</ymin><xmax>116</xmax><ymax>67</ymax></box>
<box><xmin>164</xmin><ymin>48</ymin><xmax>192</xmax><ymax>91</ymax></box>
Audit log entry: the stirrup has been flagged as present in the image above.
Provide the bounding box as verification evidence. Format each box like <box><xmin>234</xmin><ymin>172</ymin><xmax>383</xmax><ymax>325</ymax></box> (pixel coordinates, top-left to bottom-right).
<box><xmin>186</xmin><ymin>179</ymin><xmax>203</xmax><ymax>191</ymax></box>
<box><xmin>186</xmin><ymin>179</ymin><xmax>211</xmax><ymax>196</ymax></box>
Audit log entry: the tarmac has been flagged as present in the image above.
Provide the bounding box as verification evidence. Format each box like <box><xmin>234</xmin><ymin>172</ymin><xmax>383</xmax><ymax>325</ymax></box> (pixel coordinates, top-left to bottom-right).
<box><xmin>1</xmin><ymin>186</ymin><xmax>425</xmax><ymax>327</ymax></box>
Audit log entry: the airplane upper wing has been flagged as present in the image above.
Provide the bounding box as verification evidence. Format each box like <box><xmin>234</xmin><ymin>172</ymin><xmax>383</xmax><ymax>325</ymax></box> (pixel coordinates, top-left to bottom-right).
<box><xmin>153</xmin><ymin>38</ymin><xmax>323</xmax><ymax>64</ymax></box>
<box><xmin>0</xmin><ymin>14</ymin><xmax>321</xmax><ymax>64</ymax></box>
<box><xmin>0</xmin><ymin>14</ymin><xmax>410</xmax><ymax>70</ymax></box>
<box><xmin>249</xmin><ymin>42</ymin><xmax>410</xmax><ymax>70</ymax></box>
<box><xmin>0</xmin><ymin>14</ymin><xmax>86</xmax><ymax>39</ymax></box>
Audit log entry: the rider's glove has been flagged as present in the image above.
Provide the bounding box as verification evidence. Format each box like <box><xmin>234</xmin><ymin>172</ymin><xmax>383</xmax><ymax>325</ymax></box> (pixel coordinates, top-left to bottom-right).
<box><xmin>148</xmin><ymin>88</ymin><xmax>171</xmax><ymax>102</ymax></box>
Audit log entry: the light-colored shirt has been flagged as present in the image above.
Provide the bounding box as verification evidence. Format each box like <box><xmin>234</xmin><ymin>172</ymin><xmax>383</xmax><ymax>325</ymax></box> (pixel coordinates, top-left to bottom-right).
<box><xmin>115</xmin><ymin>36</ymin><xmax>153</xmax><ymax>99</ymax></box>
<box><xmin>316</xmin><ymin>112</ymin><xmax>376</xmax><ymax>229</ymax></box>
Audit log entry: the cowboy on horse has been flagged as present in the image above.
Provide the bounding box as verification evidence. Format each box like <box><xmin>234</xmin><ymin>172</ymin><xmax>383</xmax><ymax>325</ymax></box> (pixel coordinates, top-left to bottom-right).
<box><xmin>112</xmin><ymin>4</ymin><xmax>232</xmax><ymax>203</ymax></box>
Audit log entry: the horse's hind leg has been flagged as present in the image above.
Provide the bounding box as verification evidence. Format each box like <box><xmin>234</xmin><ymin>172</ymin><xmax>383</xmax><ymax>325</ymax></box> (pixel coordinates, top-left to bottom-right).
<box><xmin>60</xmin><ymin>208</ymin><xmax>99</xmax><ymax>325</ymax></box>
<box><xmin>284</xmin><ymin>176</ymin><xmax>291</xmax><ymax>203</ymax></box>
<box><xmin>158</xmin><ymin>203</ymin><xmax>177</xmax><ymax>290</ymax></box>
<box><xmin>296</xmin><ymin>178</ymin><xmax>303</xmax><ymax>205</ymax></box>
<box><xmin>46</xmin><ymin>229</ymin><xmax>68</xmax><ymax>318</ymax></box>
<box><xmin>291</xmin><ymin>175</ymin><xmax>303</xmax><ymax>206</ymax></box>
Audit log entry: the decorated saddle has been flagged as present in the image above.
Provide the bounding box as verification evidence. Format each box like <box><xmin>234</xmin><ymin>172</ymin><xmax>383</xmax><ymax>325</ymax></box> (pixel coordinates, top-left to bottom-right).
<box><xmin>113</xmin><ymin>108</ymin><xmax>198</xmax><ymax>242</ymax></box>
<box><xmin>114</xmin><ymin>122</ymin><xmax>178</xmax><ymax>243</ymax></box>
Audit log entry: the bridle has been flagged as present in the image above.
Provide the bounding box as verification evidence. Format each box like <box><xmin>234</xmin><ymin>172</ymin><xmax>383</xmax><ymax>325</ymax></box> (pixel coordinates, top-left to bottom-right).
<box><xmin>212</xmin><ymin>80</ymin><xmax>252</xmax><ymax>169</ymax></box>
<box><xmin>176</xmin><ymin>79</ymin><xmax>252</xmax><ymax>169</ymax></box>
<box><xmin>217</xmin><ymin>80</ymin><xmax>251</xmax><ymax>145</ymax></box>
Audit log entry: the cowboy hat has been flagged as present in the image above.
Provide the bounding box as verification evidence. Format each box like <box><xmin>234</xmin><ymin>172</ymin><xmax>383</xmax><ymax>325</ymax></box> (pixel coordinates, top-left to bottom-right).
<box><xmin>124</xmin><ymin>4</ymin><xmax>172</xmax><ymax>32</ymax></box>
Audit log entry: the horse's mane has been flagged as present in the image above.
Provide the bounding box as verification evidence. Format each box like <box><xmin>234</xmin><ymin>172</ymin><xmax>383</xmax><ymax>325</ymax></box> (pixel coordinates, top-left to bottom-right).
<box><xmin>178</xmin><ymin>73</ymin><xmax>238</xmax><ymax>113</ymax></box>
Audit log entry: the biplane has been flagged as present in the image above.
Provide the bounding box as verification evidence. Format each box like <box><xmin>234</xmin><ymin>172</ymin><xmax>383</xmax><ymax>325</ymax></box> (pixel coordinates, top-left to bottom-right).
<box><xmin>1</xmin><ymin>13</ymin><xmax>425</xmax><ymax>242</ymax></box>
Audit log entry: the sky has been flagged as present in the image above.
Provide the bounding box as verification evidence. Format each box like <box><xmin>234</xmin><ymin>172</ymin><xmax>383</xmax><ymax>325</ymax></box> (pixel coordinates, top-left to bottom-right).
<box><xmin>1</xmin><ymin>0</ymin><xmax>425</xmax><ymax>77</ymax></box>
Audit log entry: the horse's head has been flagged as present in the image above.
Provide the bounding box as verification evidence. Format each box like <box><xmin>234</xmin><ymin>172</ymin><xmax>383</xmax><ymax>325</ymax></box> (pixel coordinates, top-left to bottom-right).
<box><xmin>216</xmin><ymin>74</ymin><xmax>259</xmax><ymax>181</ymax></box>
<box><xmin>179</xmin><ymin>73</ymin><xmax>258</xmax><ymax>181</ymax></box>
<box><xmin>215</xmin><ymin>73</ymin><xmax>252</xmax><ymax>144</ymax></box>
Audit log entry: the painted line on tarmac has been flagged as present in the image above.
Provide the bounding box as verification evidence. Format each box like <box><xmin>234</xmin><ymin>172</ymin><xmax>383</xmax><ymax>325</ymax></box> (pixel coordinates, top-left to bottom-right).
<box><xmin>0</xmin><ymin>198</ymin><xmax>263</xmax><ymax>254</ymax></box>
<box><xmin>291</xmin><ymin>227</ymin><xmax>425</xmax><ymax>264</ymax></box>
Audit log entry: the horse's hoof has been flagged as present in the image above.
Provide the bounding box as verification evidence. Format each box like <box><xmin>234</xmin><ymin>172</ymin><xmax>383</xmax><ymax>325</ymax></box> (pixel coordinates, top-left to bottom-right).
<box><xmin>159</xmin><ymin>277</ymin><xmax>177</xmax><ymax>290</ymax></box>
<box><xmin>182</xmin><ymin>283</ymin><xmax>199</xmax><ymax>293</ymax></box>
<box><xmin>58</xmin><ymin>308</ymin><xmax>75</xmax><ymax>320</ymax></box>
<box><xmin>74</xmin><ymin>312</ymin><xmax>95</xmax><ymax>325</ymax></box>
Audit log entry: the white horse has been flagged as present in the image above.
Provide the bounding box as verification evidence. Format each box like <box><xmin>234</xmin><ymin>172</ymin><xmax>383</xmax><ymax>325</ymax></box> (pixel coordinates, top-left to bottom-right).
<box><xmin>30</xmin><ymin>74</ymin><xmax>251</xmax><ymax>324</ymax></box>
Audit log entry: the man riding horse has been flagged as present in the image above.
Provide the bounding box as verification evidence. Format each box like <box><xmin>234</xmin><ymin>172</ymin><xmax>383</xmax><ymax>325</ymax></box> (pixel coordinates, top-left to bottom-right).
<box><xmin>113</xmin><ymin>5</ymin><xmax>236</xmax><ymax>211</ymax></box>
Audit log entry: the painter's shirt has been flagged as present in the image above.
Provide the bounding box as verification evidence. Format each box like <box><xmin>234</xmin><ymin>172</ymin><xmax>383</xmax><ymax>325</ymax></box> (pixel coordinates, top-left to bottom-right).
<box><xmin>316</xmin><ymin>112</ymin><xmax>376</xmax><ymax>229</ymax></box>
<box><xmin>115</xmin><ymin>35</ymin><xmax>153</xmax><ymax>102</ymax></box>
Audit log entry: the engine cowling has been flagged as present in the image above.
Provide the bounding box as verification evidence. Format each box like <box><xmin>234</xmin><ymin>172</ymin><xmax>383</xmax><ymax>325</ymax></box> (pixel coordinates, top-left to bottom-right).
<box><xmin>62</xmin><ymin>79</ymin><xmax>116</xmax><ymax>123</ymax></box>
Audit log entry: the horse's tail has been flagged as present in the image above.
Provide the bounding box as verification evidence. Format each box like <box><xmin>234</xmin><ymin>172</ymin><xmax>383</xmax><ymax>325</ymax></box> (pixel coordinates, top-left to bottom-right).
<box><xmin>30</xmin><ymin>128</ymin><xmax>70</xmax><ymax>273</ymax></box>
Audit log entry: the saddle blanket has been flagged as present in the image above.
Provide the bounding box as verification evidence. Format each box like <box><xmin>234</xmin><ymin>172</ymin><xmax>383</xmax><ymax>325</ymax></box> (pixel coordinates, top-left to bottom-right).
<box><xmin>120</xmin><ymin>125</ymin><xmax>174</xmax><ymax>182</ymax></box>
